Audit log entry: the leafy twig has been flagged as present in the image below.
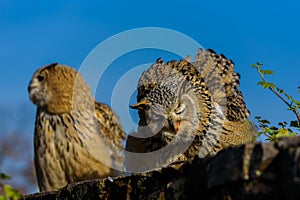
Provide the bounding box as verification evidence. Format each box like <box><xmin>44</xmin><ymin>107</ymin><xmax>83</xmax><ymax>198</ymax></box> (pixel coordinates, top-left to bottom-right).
<box><xmin>252</xmin><ymin>63</ymin><xmax>300</xmax><ymax>127</ymax></box>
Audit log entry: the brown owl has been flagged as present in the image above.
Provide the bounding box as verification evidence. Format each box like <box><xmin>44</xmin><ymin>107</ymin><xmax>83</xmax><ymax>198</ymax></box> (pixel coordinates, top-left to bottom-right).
<box><xmin>126</xmin><ymin>49</ymin><xmax>256</xmax><ymax>169</ymax></box>
<box><xmin>28</xmin><ymin>63</ymin><xmax>125</xmax><ymax>191</ymax></box>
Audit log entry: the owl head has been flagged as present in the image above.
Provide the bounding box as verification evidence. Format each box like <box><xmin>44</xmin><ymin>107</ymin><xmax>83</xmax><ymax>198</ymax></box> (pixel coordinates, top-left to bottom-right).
<box><xmin>131</xmin><ymin>77</ymin><xmax>199</xmax><ymax>142</ymax></box>
<box><xmin>28</xmin><ymin>63</ymin><xmax>93</xmax><ymax>114</ymax></box>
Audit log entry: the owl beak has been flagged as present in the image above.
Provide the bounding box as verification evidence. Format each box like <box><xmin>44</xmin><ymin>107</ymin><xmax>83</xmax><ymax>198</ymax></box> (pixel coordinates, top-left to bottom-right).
<box><xmin>130</xmin><ymin>100</ymin><xmax>150</xmax><ymax>110</ymax></box>
<box><xmin>174</xmin><ymin>121</ymin><xmax>180</xmax><ymax>134</ymax></box>
<box><xmin>168</xmin><ymin>117</ymin><xmax>180</xmax><ymax>134</ymax></box>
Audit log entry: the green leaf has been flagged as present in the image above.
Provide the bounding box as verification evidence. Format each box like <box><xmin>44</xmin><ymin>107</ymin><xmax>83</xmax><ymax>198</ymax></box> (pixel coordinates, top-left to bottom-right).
<box><xmin>276</xmin><ymin>87</ymin><xmax>284</xmax><ymax>93</ymax></box>
<box><xmin>0</xmin><ymin>195</ymin><xmax>6</xmax><ymax>200</ymax></box>
<box><xmin>263</xmin><ymin>127</ymin><xmax>272</xmax><ymax>133</ymax></box>
<box><xmin>290</xmin><ymin>120</ymin><xmax>299</xmax><ymax>128</ymax></box>
<box><xmin>251</xmin><ymin>64</ymin><xmax>258</xmax><ymax>68</ymax></box>
<box><xmin>270</xmin><ymin>126</ymin><xmax>279</xmax><ymax>130</ymax></box>
<box><xmin>267</xmin><ymin>134</ymin><xmax>278</xmax><ymax>142</ymax></box>
<box><xmin>278</xmin><ymin>122</ymin><xmax>287</xmax><ymax>127</ymax></box>
<box><xmin>260</xmin><ymin>69</ymin><xmax>274</xmax><ymax>75</ymax></box>
<box><xmin>257</xmin><ymin>131</ymin><xmax>263</xmax><ymax>137</ymax></box>
<box><xmin>260</xmin><ymin>119</ymin><xmax>271</xmax><ymax>124</ymax></box>
<box><xmin>258</xmin><ymin>81</ymin><xmax>275</xmax><ymax>89</ymax></box>
<box><xmin>282</xmin><ymin>91</ymin><xmax>294</xmax><ymax>102</ymax></box>
<box><xmin>267</xmin><ymin>82</ymin><xmax>275</xmax><ymax>89</ymax></box>
<box><xmin>293</xmin><ymin>100</ymin><xmax>300</xmax><ymax>107</ymax></box>
<box><xmin>256</xmin><ymin>62</ymin><xmax>263</xmax><ymax>66</ymax></box>
<box><xmin>3</xmin><ymin>185</ymin><xmax>22</xmax><ymax>200</ymax></box>
<box><xmin>276</xmin><ymin>128</ymin><xmax>290</xmax><ymax>138</ymax></box>
<box><xmin>0</xmin><ymin>173</ymin><xmax>11</xmax><ymax>180</ymax></box>
<box><xmin>257</xmin><ymin>81</ymin><xmax>268</xmax><ymax>89</ymax></box>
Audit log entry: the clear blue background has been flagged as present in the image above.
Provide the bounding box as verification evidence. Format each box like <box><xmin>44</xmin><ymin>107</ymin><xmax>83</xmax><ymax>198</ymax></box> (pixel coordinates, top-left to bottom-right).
<box><xmin>0</xmin><ymin>0</ymin><xmax>299</xmax><ymax>193</ymax></box>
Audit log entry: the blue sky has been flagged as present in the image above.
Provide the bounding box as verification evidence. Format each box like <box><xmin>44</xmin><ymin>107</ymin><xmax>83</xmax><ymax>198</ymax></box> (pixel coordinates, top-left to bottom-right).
<box><xmin>1</xmin><ymin>0</ymin><xmax>300</xmax><ymax>134</ymax></box>
<box><xmin>1</xmin><ymin>0</ymin><xmax>300</xmax><ymax>193</ymax></box>
<box><xmin>1</xmin><ymin>0</ymin><xmax>300</xmax><ymax>136</ymax></box>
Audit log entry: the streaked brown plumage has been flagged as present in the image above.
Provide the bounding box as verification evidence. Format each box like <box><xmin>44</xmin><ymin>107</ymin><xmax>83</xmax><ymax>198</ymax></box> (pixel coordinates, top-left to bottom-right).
<box><xmin>126</xmin><ymin>48</ymin><xmax>256</xmax><ymax>168</ymax></box>
<box><xmin>28</xmin><ymin>63</ymin><xmax>125</xmax><ymax>191</ymax></box>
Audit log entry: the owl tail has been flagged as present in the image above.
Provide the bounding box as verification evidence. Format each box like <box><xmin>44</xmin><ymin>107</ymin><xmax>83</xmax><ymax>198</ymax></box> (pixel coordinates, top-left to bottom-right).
<box><xmin>193</xmin><ymin>48</ymin><xmax>250</xmax><ymax>121</ymax></box>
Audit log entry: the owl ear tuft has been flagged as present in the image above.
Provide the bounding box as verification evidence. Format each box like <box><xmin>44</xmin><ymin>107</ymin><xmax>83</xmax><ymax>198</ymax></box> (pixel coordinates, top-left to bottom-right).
<box><xmin>130</xmin><ymin>100</ymin><xmax>150</xmax><ymax>110</ymax></box>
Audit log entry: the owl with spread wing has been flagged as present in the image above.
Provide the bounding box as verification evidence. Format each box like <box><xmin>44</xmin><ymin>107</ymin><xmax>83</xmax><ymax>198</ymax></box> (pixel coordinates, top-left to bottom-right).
<box><xmin>126</xmin><ymin>49</ymin><xmax>256</xmax><ymax>168</ymax></box>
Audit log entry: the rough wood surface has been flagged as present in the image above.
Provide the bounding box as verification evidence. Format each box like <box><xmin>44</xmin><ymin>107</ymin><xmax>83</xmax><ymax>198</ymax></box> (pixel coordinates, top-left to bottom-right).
<box><xmin>24</xmin><ymin>136</ymin><xmax>300</xmax><ymax>200</ymax></box>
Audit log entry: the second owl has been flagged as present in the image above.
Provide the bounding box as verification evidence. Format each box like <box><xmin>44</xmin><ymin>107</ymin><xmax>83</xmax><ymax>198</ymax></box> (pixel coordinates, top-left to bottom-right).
<box><xmin>126</xmin><ymin>48</ymin><xmax>256</xmax><ymax>169</ymax></box>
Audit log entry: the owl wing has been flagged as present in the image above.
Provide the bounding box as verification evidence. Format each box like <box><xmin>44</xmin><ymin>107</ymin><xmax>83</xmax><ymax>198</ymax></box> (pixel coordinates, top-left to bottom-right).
<box><xmin>94</xmin><ymin>102</ymin><xmax>126</xmax><ymax>150</ymax></box>
<box><xmin>193</xmin><ymin>48</ymin><xmax>250</xmax><ymax>121</ymax></box>
<box><xmin>193</xmin><ymin>49</ymin><xmax>256</xmax><ymax>152</ymax></box>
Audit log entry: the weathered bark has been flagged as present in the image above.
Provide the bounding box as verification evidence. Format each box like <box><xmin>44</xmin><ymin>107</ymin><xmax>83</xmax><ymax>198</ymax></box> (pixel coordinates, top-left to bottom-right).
<box><xmin>24</xmin><ymin>136</ymin><xmax>300</xmax><ymax>200</ymax></box>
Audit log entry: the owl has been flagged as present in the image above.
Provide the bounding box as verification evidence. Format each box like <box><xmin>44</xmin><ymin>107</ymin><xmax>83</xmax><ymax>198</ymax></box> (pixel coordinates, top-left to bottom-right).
<box><xmin>126</xmin><ymin>49</ymin><xmax>256</xmax><ymax>169</ymax></box>
<box><xmin>28</xmin><ymin>63</ymin><xmax>126</xmax><ymax>191</ymax></box>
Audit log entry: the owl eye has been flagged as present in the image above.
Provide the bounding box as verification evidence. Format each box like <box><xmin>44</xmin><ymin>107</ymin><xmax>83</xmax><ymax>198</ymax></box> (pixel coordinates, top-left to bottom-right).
<box><xmin>37</xmin><ymin>74</ymin><xmax>45</xmax><ymax>82</ymax></box>
<box><xmin>175</xmin><ymin>103</ymin><xmax>186</xmax><ymax>115</ymax></box>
